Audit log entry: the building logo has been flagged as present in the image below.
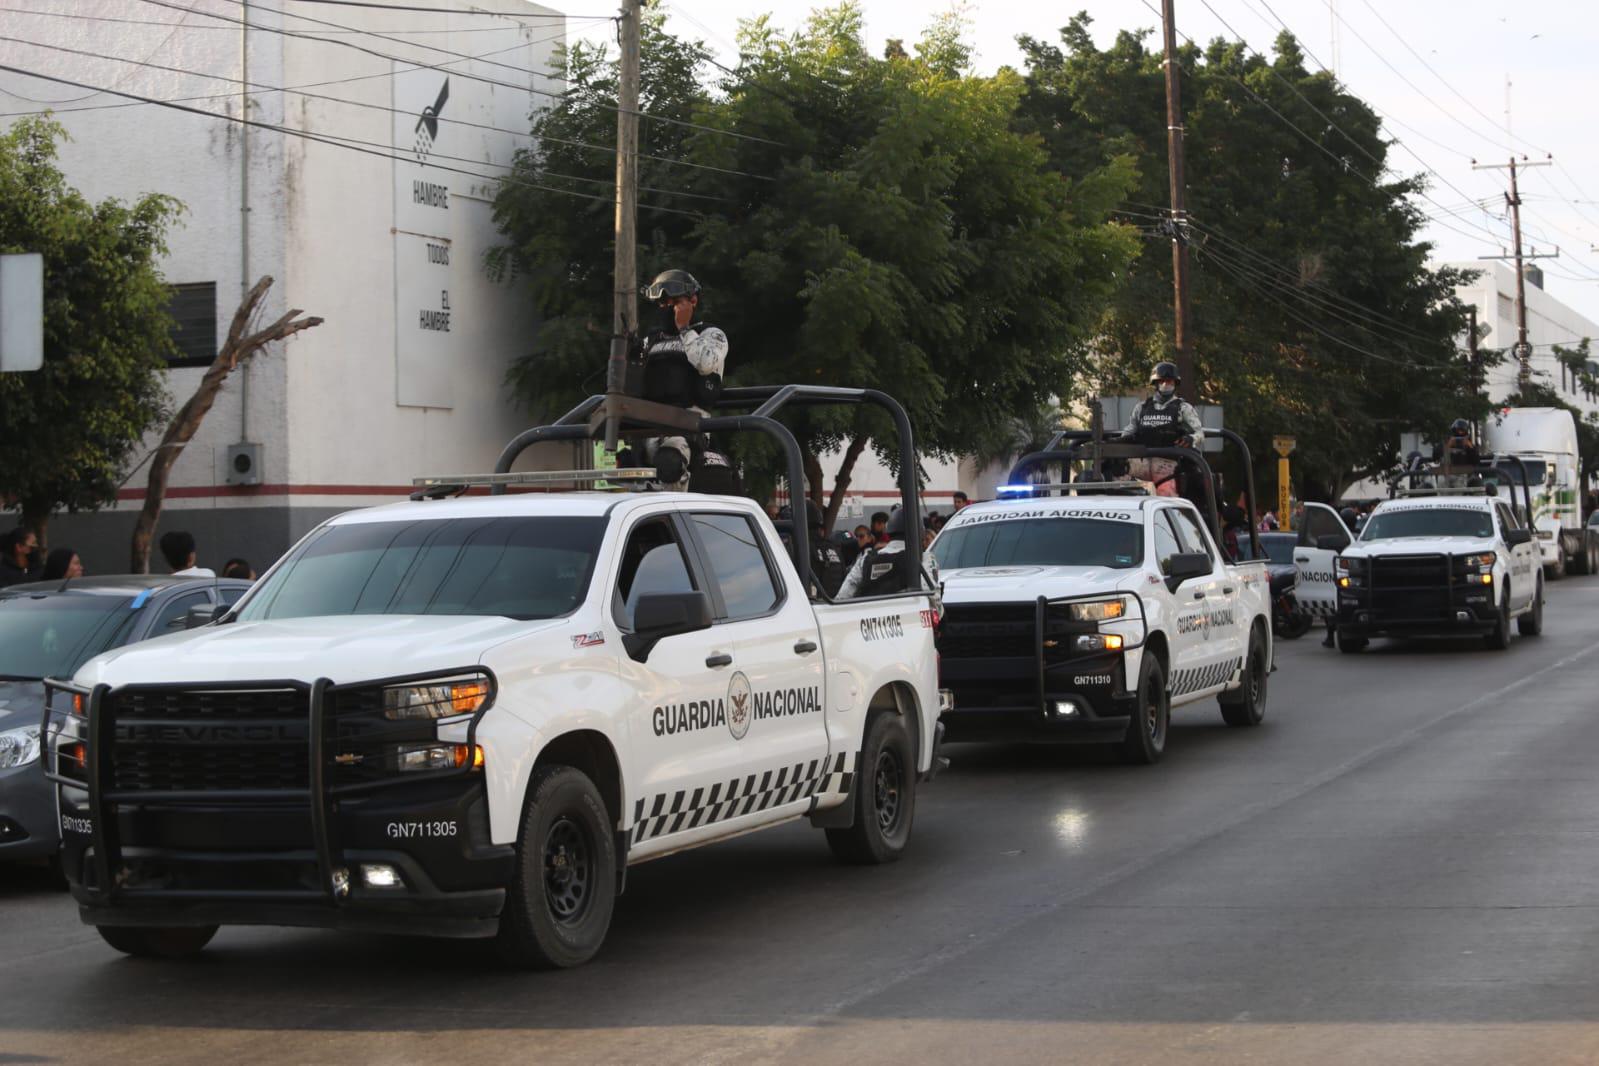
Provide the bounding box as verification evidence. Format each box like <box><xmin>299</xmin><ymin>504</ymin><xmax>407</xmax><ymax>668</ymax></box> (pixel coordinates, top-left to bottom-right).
<box><xmin>413</xmin><ymin>78</ymin><xmax>450</xmax><ymax>162</ymax></box>
<box><xmin>727</xmin><ymin>671</ymin><xmax>752</xmax><ymax>740</ymax></box>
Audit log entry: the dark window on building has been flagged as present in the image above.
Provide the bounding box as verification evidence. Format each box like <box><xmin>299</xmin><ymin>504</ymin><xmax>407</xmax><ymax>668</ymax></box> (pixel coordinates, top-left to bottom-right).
<box><xmin>167</xmin><ymin>282</ymin><xmax>217</xmax><ymax>367</ymax></box>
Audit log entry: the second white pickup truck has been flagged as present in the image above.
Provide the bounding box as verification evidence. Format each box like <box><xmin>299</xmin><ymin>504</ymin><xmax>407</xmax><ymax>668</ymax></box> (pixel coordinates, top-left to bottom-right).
<box><xmin>932</xmin><ymin>488</ymin><xmax>1272</xmax><ymax>764</ymax></box>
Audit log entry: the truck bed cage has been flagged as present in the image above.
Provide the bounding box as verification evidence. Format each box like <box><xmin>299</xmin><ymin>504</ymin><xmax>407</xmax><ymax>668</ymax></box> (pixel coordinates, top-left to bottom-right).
<box><xmin>1390</xmin><ymin>456</ymin><xmax>1534</xmax><ymax>523</ymax></box>
<box><xmin>484</xmin><ymin>386</ymin><xmax>923</xmax><ymax>598</ymax></box>
<box><xmin>1004</xmin><ymin>425</ymin><xmax>1263</xmax><ymax>560</ymax></box>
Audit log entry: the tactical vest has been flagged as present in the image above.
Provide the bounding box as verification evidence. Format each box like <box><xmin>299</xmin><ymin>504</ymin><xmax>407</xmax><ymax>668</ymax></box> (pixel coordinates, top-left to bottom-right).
<box><xmin>1131</xmin><ymin>397</ymin><xmax>1186</xmax><ymax>446</ymax></box>
<box><xmin>856</xmin><ymin>545</ymin><xmax>906</xmax><ymax>597</ymax></box>
<box><xmin>641</xmin><ymin>323</ymin><xmax>721</xmax><ymax>408</ymax></box>
<box><xmin>812</xmin><ymin>542</ymin><xmax>847</xmax><ymax>598</ymax></box>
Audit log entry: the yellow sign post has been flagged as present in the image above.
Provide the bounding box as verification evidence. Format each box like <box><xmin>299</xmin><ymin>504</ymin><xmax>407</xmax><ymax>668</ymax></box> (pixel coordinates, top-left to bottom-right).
<box><xmin>1272</xmin><ymin>436</ymin><xmax>1296</xmax><ymax>532</ymax></box>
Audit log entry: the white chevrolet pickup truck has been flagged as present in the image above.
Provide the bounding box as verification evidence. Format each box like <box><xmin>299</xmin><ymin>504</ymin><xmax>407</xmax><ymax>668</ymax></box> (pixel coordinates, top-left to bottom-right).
<box><xmin>43</xmin><ymin>489</ymin><xmax>942</xmax><ymax>968</ymax></box>
<box><xmin>932</xmin><ymin>489</ymin><xmax>1273</xmax><ymax>764</ymax></box>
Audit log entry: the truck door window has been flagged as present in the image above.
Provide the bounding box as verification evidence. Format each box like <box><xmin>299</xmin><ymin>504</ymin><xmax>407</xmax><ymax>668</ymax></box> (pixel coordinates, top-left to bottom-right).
<box><xmin>615</xmin><ymin>517</ymin><xmax>697</xmax><ymax>629</ymax></box>
<box><xmin>1299</xmin><ymin>506</ymin><xmax>1349</xmax><ymax>549</ymax></box>
<box><xmin>1153</xmin><ymin>512</ymin><xmax>1183</xmax><ymax>574</ymax></box>
<box><xmin>1171</xmin><ymin>508</ymin><xmax>1216</xmax><ymax>563</ymax></box>
<box><xmin>151</xmin><ymin>590</ymin><xmax>211</xmax><ymax>633</ymax></box>
<box><xmin>691</xmin><ymin>513</ymin><xmax>782</xmax><ymax>620</ymax></box>
<box><xmin>1496</xmin><ymin>503</ymin><xmax>1519</xmax><ymax>534</ymax></box>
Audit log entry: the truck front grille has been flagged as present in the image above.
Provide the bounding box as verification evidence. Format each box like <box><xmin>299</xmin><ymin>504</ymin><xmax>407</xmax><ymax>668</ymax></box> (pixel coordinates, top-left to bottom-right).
<box><xmin>108</xmin><ymin>686</ymin><xmax>309</xmax><ymax>793</ymax></box>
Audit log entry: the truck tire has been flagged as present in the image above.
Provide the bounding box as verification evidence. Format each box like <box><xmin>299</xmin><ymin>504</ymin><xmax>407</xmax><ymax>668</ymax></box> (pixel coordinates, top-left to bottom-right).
<box><xmin>1517</xmin><ymin>576</ymin><xmax>1545</xmax><ymax>636</ymax></box>
<box><xmin>826</xmin><ymin>709</ymin><xmax>916</xmax><ymax>865</ymax></box>
<box><xmin>1219</xmin><ymin>626</ymin><xmax>1269</xmax><ymax>728</ymax></box>
<box><xmin>97</xmin><ymin>924</ymin><xmax>217</xmax><ymax>959</ymax></box>
<box><xmin>1118</xmin><ymin>652</ymin><xmax>1169</xmax><ymax>765</ymax></box>
<box><xmin>1574</xmin><ymin>537</ymin><xmax>1593</xmax><ymax>576</ymax></box>
<box><xmin>496</xmin><ymin>765</ymin><xmax>617</xmax><ymax>969</ymax></box>
<box><xmin>1336</xmin><ymin>629</ymin><xmax>1367</xmax><ymax>654</ymax></box>
<box><xmin>1484</xmin><ymin>586</ymin><xmax>1512</xmax><ymax>651</ymax></box>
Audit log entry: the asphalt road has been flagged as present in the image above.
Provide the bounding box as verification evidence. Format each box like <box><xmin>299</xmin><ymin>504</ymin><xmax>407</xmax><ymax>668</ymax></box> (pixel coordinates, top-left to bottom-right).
<box><xmin>5</xmin><ymin>577</ymin><xmax>1599</xmax><ymax>1064</ymax></box>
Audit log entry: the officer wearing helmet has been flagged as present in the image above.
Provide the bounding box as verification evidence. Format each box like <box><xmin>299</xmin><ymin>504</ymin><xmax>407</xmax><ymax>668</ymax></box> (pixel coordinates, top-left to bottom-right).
<box><xmin>1434</xmin><ymin>418</ymin><xmax>1481</xmax><ymax>468</ymax></box>
<box><xmin>779</xmin><ymin>500</ymin><xmax>847</xmax><ymax>598</ymax></box>
<box><xmin>632</xmin><ymin>269</ymin><xmax>729</xmax><ymax>488</ymax></box>
<box><xmin>839</xmin><ymin>506</ymin><xmax>910</xmax><ymax>598</ymax></box>
<box><xmin>1121</xmin><ymin>361</ymin><xmax>1204</xmax><ymax>496</ymax></box>
<box><xmin>1123</xmin><ymin>361</ymin><xmax>1205</xmax><ymax>449</ymax></box>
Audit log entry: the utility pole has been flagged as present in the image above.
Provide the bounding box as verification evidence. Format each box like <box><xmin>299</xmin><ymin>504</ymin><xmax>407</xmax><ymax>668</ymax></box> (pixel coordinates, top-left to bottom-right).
<box><xmin>1161</xmin><ymin>0</ymin><xmax>1196</xmax><ymax>399</ymax></box>
<box><xmin>603</xmin><ymin>0</ymin><xmax>641</xmax><ymax>453</ymax></box>
<box><xmin>1466</xmin><ymin>304</ymin><xmax>1481</xmax><ymax>434</ymax></box>
<box><xmin>1474</xmin><ymin>155</ymin><xmax>1556</xmax><ymax>392</ymax></box>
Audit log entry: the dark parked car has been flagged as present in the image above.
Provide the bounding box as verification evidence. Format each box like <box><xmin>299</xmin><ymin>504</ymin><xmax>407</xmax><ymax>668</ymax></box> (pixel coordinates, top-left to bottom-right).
<box><xmin>0</xmin><ymin>575</ymin><xmax>252</xmax><ymax>866</ymax></box>
<box><xmin>1256</xmin><ymin>532</ymin><xmax>1314</xmax><ymax>639</ymax></box>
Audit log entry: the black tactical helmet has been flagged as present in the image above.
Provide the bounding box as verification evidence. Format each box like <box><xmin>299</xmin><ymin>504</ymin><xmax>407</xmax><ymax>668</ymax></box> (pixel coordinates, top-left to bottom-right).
<box><xmin>777</xmin><ymin>500</ymin><xmax>825</xmax><ymax>531</ymax></box>
<box><xmin>1449</xmin><ymin>418</ymin><xmax>1470</xmax><ymax>436</ymax></box>
<box><xmin>883</xmin><ymin>506</ymin><xmax>908</xmax><ymax>539</ymax></box>
<box><xmin>643</xmin><ymin>269</ymin><xmax>700</xmax><ymax>302</ymax></box>
<box><xmin>1150</xmin><ymin>360</ymin><xmax>1181</xmax><ymax>384</ymax></box>
<box><xmin>1340</xmin><ymin>506</ymin><xmax>1359</xmax><ymax>526</ymax></box>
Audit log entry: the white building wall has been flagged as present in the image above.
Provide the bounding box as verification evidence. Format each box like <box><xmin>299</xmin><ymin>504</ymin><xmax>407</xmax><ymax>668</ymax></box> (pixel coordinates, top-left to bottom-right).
<box><xmin>1450</xmin><ymin>261</ymin><xmax>1599</xmax><ymax>418</ymax></box>
<box><xmin>0</xmin><ymin>1</ymin><xmax>565</xmax><ymax>569</ymax></box>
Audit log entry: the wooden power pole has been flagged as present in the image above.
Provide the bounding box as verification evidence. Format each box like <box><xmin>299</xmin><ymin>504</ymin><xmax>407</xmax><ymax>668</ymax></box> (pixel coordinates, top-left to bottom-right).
<box><xmin>1161</xmin><ymin>0</ymin><xmax>1196</xmax><ymax>399</ymax></box>
<box><xmin>1474</xmin><ymin>155</ymin><xmax>1556</xmax><ymax>392</ymax></box>
<box><xmin>603</xmin><ymin>0</ymin><xmax>641</xmax><ymax>452</ymax></box>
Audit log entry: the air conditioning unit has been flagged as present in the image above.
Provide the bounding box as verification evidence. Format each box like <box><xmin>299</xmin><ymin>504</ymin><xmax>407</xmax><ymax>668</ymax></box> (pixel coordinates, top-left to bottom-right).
<box><xmin>226</xmin><ymin>442</ymin><xmax>262</xmax><ymax>486</ymax></box>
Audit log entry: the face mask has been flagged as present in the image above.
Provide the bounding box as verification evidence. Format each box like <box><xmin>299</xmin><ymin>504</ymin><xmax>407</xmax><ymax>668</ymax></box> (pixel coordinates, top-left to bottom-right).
<box><xmin>657</xmin><ymin>304</ymin><xmax>680</xmax><ymax>331</ymax></box>
<box><xmin>1156</xmin><ymin>383</ymin><xmax>1176</xmax><ymax>399</ymax></box>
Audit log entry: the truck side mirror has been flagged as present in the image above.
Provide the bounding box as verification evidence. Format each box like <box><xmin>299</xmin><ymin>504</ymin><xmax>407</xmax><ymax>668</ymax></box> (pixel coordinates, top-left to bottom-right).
<box><xmin>183</xmin><ymin>603</ymin><xmax>228</xmax><ymax>630</ymax></box>
<box><xmin>1505</xmin><ymin>528</ymin><xmax>1533</xmax><ymax>547</ymax></box>
<box><xmin>625</xmin><ymin>591</ymin><xmax>714</xmax><ymax>661</ymax></box>
<box><xmin>1165</xmin><ymin>552</ymin><xmax>1211</xmax><ymax>590</ymax></box>
<box><xmin>1316</xmin><ymin>533</ymin><xmax>1349</xmax><ymax>552</ymax></box>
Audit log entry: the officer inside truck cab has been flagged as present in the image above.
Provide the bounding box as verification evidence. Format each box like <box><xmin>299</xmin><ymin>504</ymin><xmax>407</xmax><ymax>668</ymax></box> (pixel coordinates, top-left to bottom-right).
<box><xmin>633</xmin><ymin>269</ymin><xmax>729</xmax><ymax>489</ymax></box>
<box><xmin>840</xmin><ymin>506</ymin><xmax>910</xmax><ymax>598</ymax></box>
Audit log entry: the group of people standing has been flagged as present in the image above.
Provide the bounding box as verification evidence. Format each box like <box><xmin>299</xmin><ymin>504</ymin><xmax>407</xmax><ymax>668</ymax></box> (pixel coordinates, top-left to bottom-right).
<box><xmin>0</xmin><ymin>526</ymin><xmax>255</xmax><ymax>589</ymax></box>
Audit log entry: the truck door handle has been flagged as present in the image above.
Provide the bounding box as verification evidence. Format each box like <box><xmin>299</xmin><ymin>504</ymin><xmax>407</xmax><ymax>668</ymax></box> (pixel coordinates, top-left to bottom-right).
<box><xmin>705</xmin><ymin>653</ymin><xmax>732</xmax><ymax>668</ymax></box>
<box><xmin>1294</xmin><ymin>555</ymin><xmax>1311</xmax><ymax>563</ymax></box>
<box><xmin>1222</xmin><ymin>586</ymin><xmax>1236</xmax><ymax>595</ymax></box>
<box><xmin>1192</xmin><ymin>590</ymin><xmax>1206</xmax><ymax>600</ymax></box>
<box><xmin>794</xmin><ymin>640</ymin><xmax>818</xmax><ymax>655</ymax></box>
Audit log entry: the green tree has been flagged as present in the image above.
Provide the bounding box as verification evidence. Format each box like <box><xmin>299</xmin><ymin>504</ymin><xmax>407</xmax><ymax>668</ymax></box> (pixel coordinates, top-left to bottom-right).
<box><xmin>1505</xmin><ymin>339</ymin><xmax>1599</xmax><ymax>489</ymax></box>
<box><xmin>494</xmin><ymin>6</ymin><xmax>1138</xmax><ymax>528</ymax></box>
<box><xmin>0</xmin><ymin>117</ymin><xmax>178</xmax><ymax>540</ymax></box>
<box><xmin>1016</xmin><ymin>15</ymin><xmax>1477</xmax><ymax>500</ymax></box>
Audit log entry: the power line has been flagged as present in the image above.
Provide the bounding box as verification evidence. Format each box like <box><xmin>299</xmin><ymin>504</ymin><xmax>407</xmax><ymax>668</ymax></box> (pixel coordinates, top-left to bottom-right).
<box><xmin>278</xmin><ymin>0</ymin><xmax>593</xmax><ymax>13</ymax></box>
<box><xmin>142</xmin><ymin>0</ymin><xmax>784</xmax><ymax>147</ymax></box>
<box><xmin>0</xmin><ymin>31</ymin><xmax>747</xmax><ymax>199</ymax></box>
<box><xmin>1353</xmin><ymin>0</ymin><xmax>1551</xmax><ymax>158</ymax></box>
<box><xmin>0</xmin><ymin>4</ymin><xmax>613</xmax><ymax>33</ymax></box>
<box><xmin>1137</xmin><ymin>1</ymin><xmax>1508</xmax><ymax>249</ymax></box>
<box><xmin>0</xmin><ymin>58</ymin><xmax>707</xmax><ymax>218</ymax></box>
<box><xmin>0</xmin><ymin>0</ymin><xmax>204</xmax><ymax>105</ymax></box>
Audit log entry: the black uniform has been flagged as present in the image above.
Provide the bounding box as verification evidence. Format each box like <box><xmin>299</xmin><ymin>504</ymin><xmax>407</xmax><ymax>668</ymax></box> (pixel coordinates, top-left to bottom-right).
<box><xmin>811</xmin><ymin>538</ymin><xmax>847</xmax><ymax>598</ymax></box>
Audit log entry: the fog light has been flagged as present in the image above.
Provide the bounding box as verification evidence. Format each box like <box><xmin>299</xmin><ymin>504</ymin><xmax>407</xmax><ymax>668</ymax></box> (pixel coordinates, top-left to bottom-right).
<box><xmin>1103</xmin><ymin>634</ymin><xmax>1123</xmax><ymax>651</ymax></box>
<box><xmin>1480</xmin><ymin>573</ymin><xmax>1492</xmax><ymax>585</ymax></box>
<box><xmin>1456</xmin><ymin>611</ymin><xmax>1470</xmax><ymax>622</ymax></box>
<box><xmin>1052</xmin><ymin>701</ymin><xmax>1078</xmax><ymax>718</ymax></box>
<box><xmin>362</xmin><ymin>864</ymin><xmax>403</xmax><ymax>889</ymax></box>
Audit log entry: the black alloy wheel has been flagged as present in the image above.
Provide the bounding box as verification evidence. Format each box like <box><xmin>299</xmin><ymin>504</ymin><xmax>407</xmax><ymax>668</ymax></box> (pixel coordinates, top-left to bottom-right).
<box><xmin>826</xmin><ymin>708</ymin><xmax>917</xmax><ymax>864</ymax></box>
<box><xmin>1517</xmin><ymin>577</ymin><xmax>1545</xmax><ymax>637</ymax></box>
<box><xmin>1119</xmin><ymin>652</ymin><xmax>1169</xmax><ymax>765</ymax></box>
<box><xmin>497</xmin><ymin>765</ymin><xmax>617</xmax><ymax>969</ymax></box>
<box><xmin>1485</xmin><ymin>585</ymin><xmax>1513</xmax><ymax>650</ymax></box>
<box><xmin>1220</xmin><ymin>626</ymin><xmax>1269</xmax><ymax>728</ymax></box>
<box><xmin>543</xmin><ymin>816</ymin><xmax>593</xmax><ymax>926</ymax></box>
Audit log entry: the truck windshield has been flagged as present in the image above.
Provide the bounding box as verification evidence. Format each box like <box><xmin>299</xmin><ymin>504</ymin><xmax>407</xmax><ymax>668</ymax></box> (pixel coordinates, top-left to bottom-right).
<box><xmin>237</xmin><ymin>516</ymin><xmax>607</xmax><ymax>621</ymax></box>
<box><xmin>1361</xmin><ymin>509</ymin><xmax>1494</xmax><ymax>540</ymax></box>
<box><xmin>1494</xmin><ymin>460</ymin><xmax>1547</xmax><ymax>485</ymax></box>
<box><xmin>932</xmin><ymin>517</ymin><xmax>1143</xmax><ymax>570</ymax></box>
<box><xmin>0</xmin><ymin>595</ymin><xmax>135</xmax><ymax>679</ymax></box>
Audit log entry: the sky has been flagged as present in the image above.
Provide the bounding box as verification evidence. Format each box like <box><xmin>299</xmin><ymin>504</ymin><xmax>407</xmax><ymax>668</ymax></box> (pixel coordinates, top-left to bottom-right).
<box><xmin>571</xmin><ymin>0</ymin><xmax>1599</xmax><ymax>327</ymax></box>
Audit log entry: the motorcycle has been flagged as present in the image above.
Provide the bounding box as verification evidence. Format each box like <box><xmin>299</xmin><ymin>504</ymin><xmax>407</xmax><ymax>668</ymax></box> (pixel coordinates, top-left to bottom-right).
<box><xmin>1271</xmin><ymin>578</ymin><xmax>1314</xmax><ymax>640</ymax></box>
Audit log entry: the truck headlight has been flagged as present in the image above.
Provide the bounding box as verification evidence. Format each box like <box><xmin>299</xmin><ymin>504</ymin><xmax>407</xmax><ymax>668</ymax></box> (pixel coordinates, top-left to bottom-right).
<box><xmin>382</xmin><ymin>674</ymin><xmax>492</xmax><ymax>721</ymax></box>
<box><xmin>0</xmin><ymin>725</ymin><xmax>41</xmax><ymax>769</ymax></box>
<box><xmin>1069</xmin><ymin>599</ymin><xmax>1126</xmax><ymax>622</ymax></box>
<box><xmin>386</xmin><ymin>742</ymin><xmax>483</xmax><ymax>772</ymax></box>
<box><xmin>1462</xmin><ymin>552</ymin><xmax>1496</xmax><ymax>568</ymax></box>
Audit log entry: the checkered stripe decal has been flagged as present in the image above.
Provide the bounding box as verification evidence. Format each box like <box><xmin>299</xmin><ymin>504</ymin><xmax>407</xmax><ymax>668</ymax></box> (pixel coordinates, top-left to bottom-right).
<box><xmin>629</xmin><ymin>752</ymin><xmax>857</xmax><ymax>845</ymax></box>
<box><xmin>1298</xmin><ymin>601</ymin><xmax>1336</xmax><ymax>619</ymax></box>
<box><xmin>1169</xmin><ymin>658</ymin><xmax>1242</xmax><ymax>697</ymax></box>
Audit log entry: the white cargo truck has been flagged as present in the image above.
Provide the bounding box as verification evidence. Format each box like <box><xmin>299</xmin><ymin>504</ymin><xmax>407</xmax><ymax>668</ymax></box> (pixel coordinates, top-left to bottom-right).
<box><xmin>1483</xmin><ymin>407</ymin><xmax>1589</xmax><ymax>577</ymax></box>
